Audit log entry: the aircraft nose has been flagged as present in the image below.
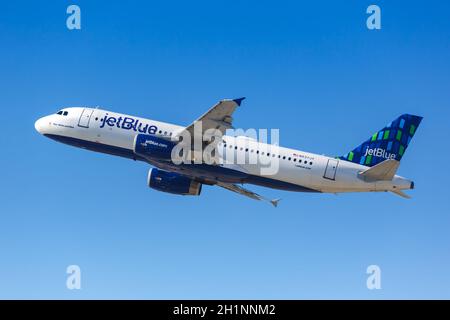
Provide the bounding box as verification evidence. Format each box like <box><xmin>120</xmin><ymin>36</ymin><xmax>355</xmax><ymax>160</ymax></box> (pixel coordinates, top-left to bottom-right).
<box><xmin>34</xmin><ymin>117</ymin><xmax>46</xmax><ymax>134</ymax></box>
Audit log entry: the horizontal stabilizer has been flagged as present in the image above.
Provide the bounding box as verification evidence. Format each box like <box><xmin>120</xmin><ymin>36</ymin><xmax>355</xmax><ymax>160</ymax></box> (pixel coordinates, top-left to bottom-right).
<box><xmin>390</xmin><ymin>189</ymin><xmax>411</xmax><ymax>199</ymax></box>
<box><xmin>358</xmin><ymin>159</ymin><xmax>400</xmax><ymax>182</ymax></box>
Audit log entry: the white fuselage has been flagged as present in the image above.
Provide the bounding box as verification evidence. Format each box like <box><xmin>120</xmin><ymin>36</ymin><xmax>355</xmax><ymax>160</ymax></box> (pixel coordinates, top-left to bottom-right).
<box><xmin>35</xmin><ymin>107</ymin><xmax>413</xmax><ymax>194</ymax></box>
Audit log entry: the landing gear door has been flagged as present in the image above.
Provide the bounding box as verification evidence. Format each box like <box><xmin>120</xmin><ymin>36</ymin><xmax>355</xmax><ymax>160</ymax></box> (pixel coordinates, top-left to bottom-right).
<box><xmin>324</xmin><ymin>159</ymin><xmax>339</xmax><ymax>180</ymax></box>
<box><xmin>78</xmin><ymin>108</ymin><xmax>94</xmax><ymax>128</ymax></box>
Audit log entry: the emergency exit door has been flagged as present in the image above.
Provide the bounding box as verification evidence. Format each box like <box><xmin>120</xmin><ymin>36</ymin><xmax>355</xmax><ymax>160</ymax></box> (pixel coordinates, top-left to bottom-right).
<box><xmin>324</xmin><ymin>159</ymin><xmax>339</xmax><ymax>180</ymax></box>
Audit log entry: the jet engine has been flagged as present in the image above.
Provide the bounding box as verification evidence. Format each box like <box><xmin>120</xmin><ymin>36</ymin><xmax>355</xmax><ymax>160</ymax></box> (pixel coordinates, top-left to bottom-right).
<box><xmin>147</xmin><ymin>168</ymin><xmax>202</xmax><ymax>196</ymax></box>
<box><xmin>134</xmin><ymin>134</ymin><xmax>177</xmax><ymax>161</ymax></box>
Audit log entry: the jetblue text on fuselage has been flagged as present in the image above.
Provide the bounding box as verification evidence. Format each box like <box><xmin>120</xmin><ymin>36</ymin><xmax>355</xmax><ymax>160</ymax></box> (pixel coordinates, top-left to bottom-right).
<box><xmin>100</xmin><ymin>114</ymin><xmax>158</xmax><ymax>134</ymax></box>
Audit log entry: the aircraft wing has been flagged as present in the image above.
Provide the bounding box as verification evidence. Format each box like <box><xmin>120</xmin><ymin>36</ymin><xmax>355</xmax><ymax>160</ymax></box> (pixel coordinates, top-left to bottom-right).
<box><xmin>182</xmin><ymin>97</ymin><xmax>245</xmax><ymax>138</ymax></box>
<box><xmin>216</xmin><ymin>182</ymin><xmax>280</xmax><ymax>207</ymax></box>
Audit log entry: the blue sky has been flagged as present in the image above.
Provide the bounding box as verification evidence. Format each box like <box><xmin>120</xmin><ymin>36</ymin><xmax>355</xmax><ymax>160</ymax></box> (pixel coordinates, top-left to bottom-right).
<box><xmin>0</xmin><ymin>0</ymin><xmax>449</xmax><ymax>299</ymax></box>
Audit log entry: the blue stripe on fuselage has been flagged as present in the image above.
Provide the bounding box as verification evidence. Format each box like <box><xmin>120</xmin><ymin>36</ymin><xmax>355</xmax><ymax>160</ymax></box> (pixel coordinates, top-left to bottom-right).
<box><xmin>44</xmin><ymin>134</ymin><xmax>318</xmax><ymax>193</ymax></box>
<box><xmin>44</xmin><ymin>133</ymin><xmax>144</xmax><ymax>161</ymax></box>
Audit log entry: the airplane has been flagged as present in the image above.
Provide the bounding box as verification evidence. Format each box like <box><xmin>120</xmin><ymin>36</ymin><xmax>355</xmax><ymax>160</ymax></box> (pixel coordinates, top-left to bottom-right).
<box><xmin>34</xmin><ymin>98</ymin><xmax>422</xmax><ymax>206</ymax></box>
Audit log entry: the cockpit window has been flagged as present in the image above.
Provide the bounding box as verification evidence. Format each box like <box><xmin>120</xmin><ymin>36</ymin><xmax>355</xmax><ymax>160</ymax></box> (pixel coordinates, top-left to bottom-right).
<box><xmin>57</xmin><ymin>111</ymin><xmax>63</xmax><ymax>115</ymax></box>
<box><xmin>63</xmin><ymin>111</ymin><xmax>68</xmax><ymax>116</ymax></box>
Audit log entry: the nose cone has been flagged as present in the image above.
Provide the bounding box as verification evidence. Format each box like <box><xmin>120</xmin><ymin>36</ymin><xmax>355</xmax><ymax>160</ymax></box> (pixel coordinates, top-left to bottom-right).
<box><xmin>34</xmin><ymin>117</ymin><xmax>46</xmax><ymax>134</ymax></box>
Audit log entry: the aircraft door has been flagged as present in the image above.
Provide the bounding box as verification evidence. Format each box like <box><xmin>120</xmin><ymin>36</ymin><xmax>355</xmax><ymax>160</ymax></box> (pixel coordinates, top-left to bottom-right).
<box><xmin>324</xmin><ymin>159</ymin><xmax>339</xmax><ymax>180</ymax></box>
<box><xmin>78</xmin><ymin>108</ymin><xmax>94</xmax><ymax>128</ymax></box>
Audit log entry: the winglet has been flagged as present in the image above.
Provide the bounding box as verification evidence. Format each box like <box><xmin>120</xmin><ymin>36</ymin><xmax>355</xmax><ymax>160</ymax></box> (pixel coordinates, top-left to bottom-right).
<box><xmin>270</xmin><ymin>198</ymin><xmax>281</xmax><ymax>208</ymax></box>
<box><xmin>233</xmin><ymin>97</ymin><xmax>246</xmax><ymax>106</ymax></box>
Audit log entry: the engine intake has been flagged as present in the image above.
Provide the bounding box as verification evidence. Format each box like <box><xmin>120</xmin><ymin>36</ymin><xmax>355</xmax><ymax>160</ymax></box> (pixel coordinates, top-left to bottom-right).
<box><xmin>147</xmin><ymin>168</ymin><xmax>202</xmax><ymax>196</ymax></box>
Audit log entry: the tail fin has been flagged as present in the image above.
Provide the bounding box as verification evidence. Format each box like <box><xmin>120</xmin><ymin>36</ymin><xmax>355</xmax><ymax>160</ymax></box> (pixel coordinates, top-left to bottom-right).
<box><xmin>340</xmin><ymin>114</ymin><xmax>423</xmax><ymax>167</ymax></box>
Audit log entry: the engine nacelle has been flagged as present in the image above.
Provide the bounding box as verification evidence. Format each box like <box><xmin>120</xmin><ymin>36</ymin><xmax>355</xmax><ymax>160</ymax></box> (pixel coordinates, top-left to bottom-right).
<box><xmin>134</xmin><ymin>134</ymin><xmax>177</xmax><ymax>161</ymax></box>
<box><xmin>147</xmin><ymin>168</ymin><xmax>202</xmax><ymax>196</ymax></box>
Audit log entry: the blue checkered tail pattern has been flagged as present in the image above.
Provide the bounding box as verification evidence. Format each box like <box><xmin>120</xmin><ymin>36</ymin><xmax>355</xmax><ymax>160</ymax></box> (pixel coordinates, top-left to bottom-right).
<box><xmin>339</xmin><ymin>114</ymin><xmax>423</xmax><ymax>167</ymax></box>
